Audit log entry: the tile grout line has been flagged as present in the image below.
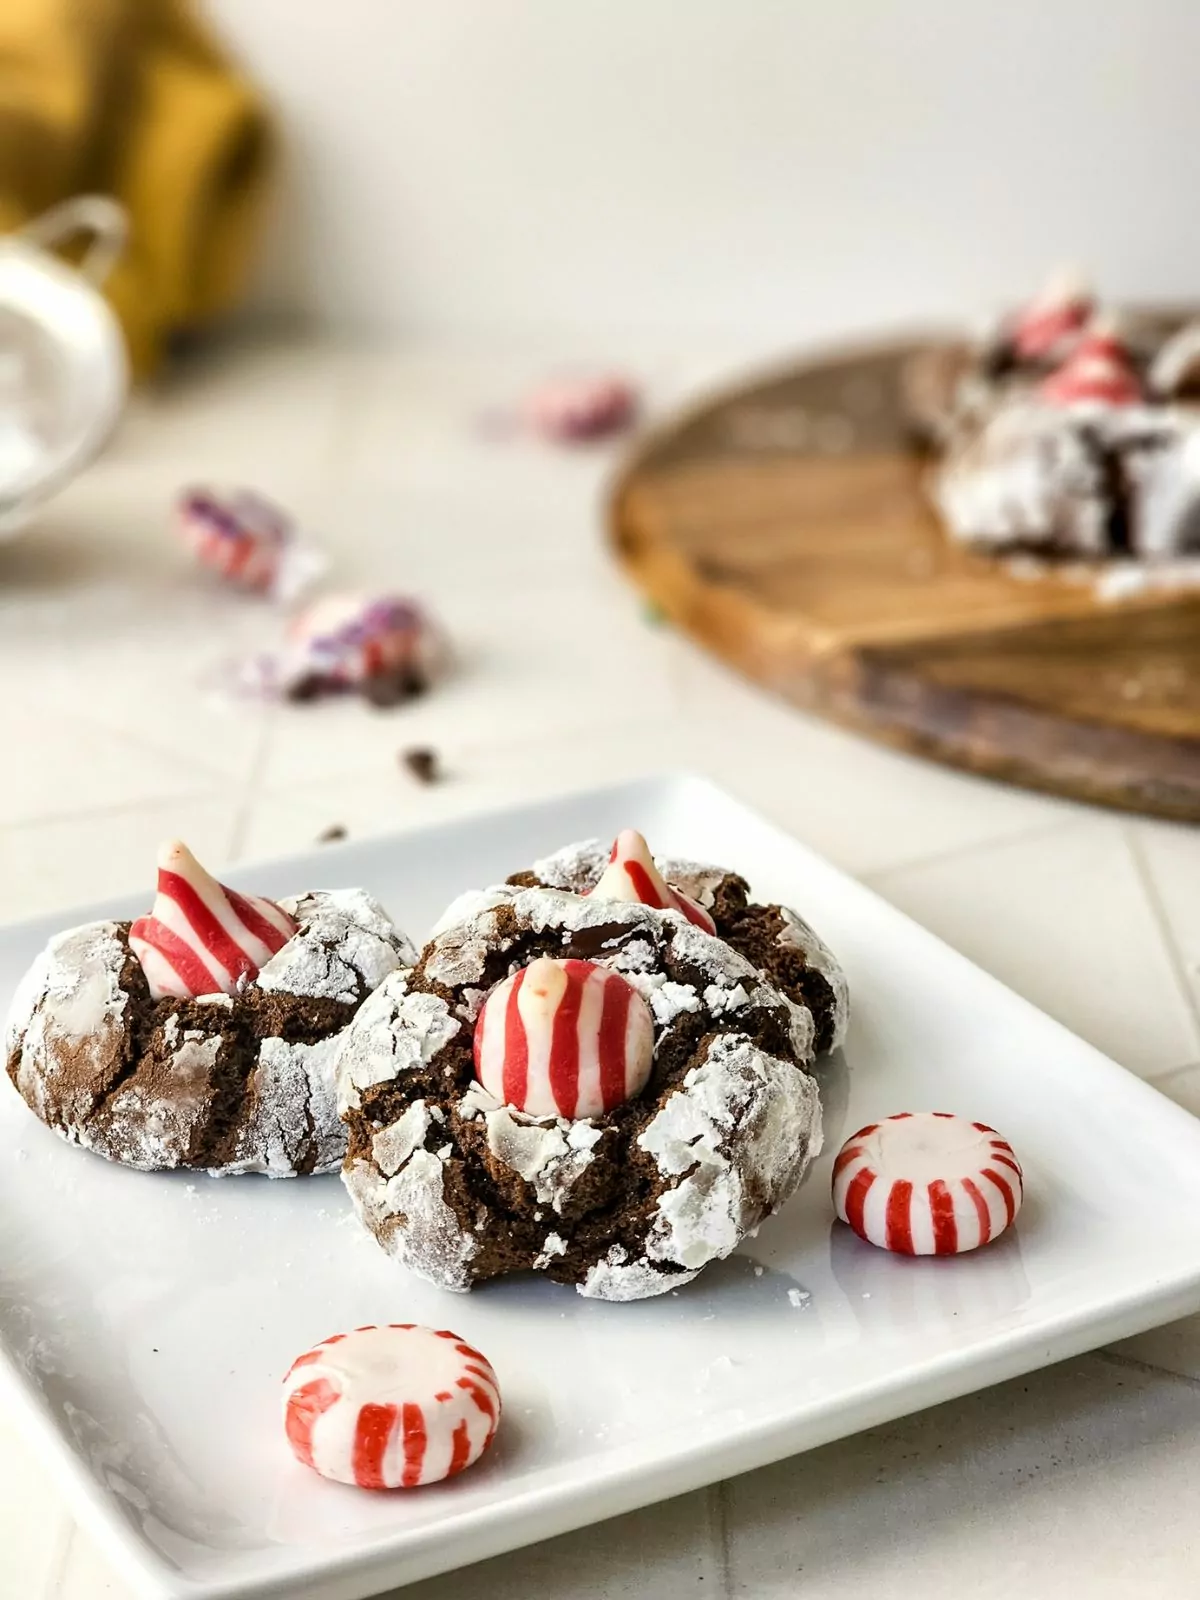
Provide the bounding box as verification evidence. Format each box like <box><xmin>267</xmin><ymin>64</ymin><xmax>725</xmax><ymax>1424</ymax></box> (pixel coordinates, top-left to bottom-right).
<box><xmin>46</xmin><ymin>695</ymin><xmax>253</xmax><ymax>796</ymax></box>
<box><xmin>0</xmin><ymin>787</ymin><xmax>231</xmax><ymax>836</ymax></box>
<box><xmin>707</xmin><ymin>1481</ymin><xmax>733</xmax><ymax>1599</ymax></box>
<box><xmin>1123</xmin><ymin>823</ymin><xmax>1200</xmax><ymax>1044</ymax></box>
<box><xmin>861</xmin><ymin>812</ymin><xmax>1086</xmax><ymax>891</ymax></box>
<box><xmin>1146</xmin><ymin>1059</ymin><xmax>1200</xmax><ymax>1088</ymax></box>
<box><xmin>1091</xmin><ymin>1346</ymin><xmax>1200</xmax><ymax>1393</ymax></box>
<box><xmin>226</xmin><ymin>709</ymin><xmax>279</xmax><ymax>864</ymax></box>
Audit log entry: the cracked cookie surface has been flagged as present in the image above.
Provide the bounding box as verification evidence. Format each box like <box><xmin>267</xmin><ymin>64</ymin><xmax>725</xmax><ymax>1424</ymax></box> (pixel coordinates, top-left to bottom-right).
<box><xmin>337</xmin><ymin>887</ymin><xmax>822</xmax><ymax>1301</ymax></box>
<box><xmin>439</xmin><ymin>837</ymin><xmax>849</xmax><ymax>1054</ymax></box>
<box><xmin>5</xmin><ymin>889</ymin><xmax>413</xmax><ymax>1176</ymax></box>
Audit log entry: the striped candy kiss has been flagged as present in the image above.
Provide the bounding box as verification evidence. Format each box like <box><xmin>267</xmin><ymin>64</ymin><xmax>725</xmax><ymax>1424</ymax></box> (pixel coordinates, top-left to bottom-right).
<box><xmin>1011</xmin><ymin>268</ymin><xmax>1093</xmax><ymax>361</ymax></box>
<box><xmin>128</xmin><ymin>840</ymin><xmax>297</xmax><ymax>1000</ymax></box>
<box><xmin>474</xmin><ymin>956</ymin><xmax>654</xmax><ymax>1120</ymax></box>
<box><xmin>586</xmin><ymin>829</ymin><xmax>716</xmax><ymax>934</ymax></box>
<box><xmin>832</xmin><ymin>1112</ymin><xmax>1024</xmax><ymax>1256</ymax></box>
<box><xmin>1040</xmin><ymin>324</ymin><xmax>1142</xmax><ymax>407</ymax></box>
<box><xmin>283</xmin><ymin>1325</ymin><xmax>500</xmax><ymax>1490</ymax></box>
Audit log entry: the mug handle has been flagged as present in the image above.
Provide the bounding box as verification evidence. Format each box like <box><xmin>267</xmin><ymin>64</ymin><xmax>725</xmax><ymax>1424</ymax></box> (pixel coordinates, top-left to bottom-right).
<box><xmin>20</xmin><ymin>195</ymin><xmax>128</xmax><ymax>286</ymax></box>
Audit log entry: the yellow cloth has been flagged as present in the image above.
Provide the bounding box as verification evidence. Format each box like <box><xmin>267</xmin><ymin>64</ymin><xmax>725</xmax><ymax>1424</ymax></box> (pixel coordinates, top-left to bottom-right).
<box><xmin>0</xmin><ymin>0</ymin><xmax>272</xmax><ymax>376</ymax></box>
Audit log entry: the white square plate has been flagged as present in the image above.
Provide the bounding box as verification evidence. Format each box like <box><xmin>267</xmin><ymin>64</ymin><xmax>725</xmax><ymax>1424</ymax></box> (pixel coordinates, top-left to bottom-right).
<box><xmin>4</xmin><ymin>774</ymin><xmax>1200</xmax><ymax>1600</ymax></box>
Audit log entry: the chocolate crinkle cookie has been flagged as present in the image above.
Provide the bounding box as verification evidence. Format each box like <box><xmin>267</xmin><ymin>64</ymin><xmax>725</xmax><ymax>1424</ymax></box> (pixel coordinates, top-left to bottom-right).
<box><xmin>336</xmin><ymin>887</ymin><xmax>823</xmax><ymax>1302</ymax></box>
<box><xmin>442</xmin><ymin>835</ymin><xmax>849</xmax><ymax>1055</ymax></box>
<box><xmin>5</xmin><ymin>888</ymin><xmax>414</xmax><ymax>1177</ymax></box>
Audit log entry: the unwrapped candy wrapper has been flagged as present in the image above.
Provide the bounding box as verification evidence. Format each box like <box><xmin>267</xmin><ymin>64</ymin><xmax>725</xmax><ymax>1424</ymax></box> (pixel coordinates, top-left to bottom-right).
<box><xmin>232</xmin><ymin>592</ymin><xmax>443</xmax><ymax>708</ymax></box>
<box><xmin>178</xmin><ymin>488</ymin><xmax>326</xmax><ymax>603</ymax></box>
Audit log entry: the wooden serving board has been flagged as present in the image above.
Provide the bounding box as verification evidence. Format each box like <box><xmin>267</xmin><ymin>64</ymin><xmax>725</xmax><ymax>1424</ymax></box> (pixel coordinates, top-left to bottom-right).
<box><xmin>610</xmin><ymin>338</ymin><xmax>1200</xmax><ymax>822</ymax></box>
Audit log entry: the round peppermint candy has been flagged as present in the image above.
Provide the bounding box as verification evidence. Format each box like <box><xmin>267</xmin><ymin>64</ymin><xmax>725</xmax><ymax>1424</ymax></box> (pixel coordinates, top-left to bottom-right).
<box><xmin>832</xmin><ymin>1112</ymin><xmax>1023</xmax><ymax>1255</ymax></box>
<box><xmin>585</xmin><ymin>829</ymin><xmax>716</xmax><ymax>933</ymax></box>
<box><xmin>282</xmin><ymin>1324</ymin><xmax>500</xmax><ymax>1489</ymax></box>
<box><xmin>473</xmin><ymin>955</ymin><xmax>654</xmax><ymax>1119</ymax></box>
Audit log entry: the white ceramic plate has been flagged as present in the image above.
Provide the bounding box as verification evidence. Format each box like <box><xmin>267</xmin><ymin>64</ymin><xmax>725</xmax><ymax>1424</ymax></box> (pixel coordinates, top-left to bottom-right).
<box><xmin>4</xmin><ymin>774</ymin><xmax>1200</xmax><ymax>1600</ymax></box>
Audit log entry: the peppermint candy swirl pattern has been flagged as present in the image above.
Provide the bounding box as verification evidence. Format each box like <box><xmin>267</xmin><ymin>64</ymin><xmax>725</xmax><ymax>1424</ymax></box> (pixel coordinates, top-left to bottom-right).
<box><xmin>833</xmin><ymin>1112</ymin><xmax>1023</xmax><ymax>1255</ymax></box>
<box><xmin>473</xmin><ymin>955</ymin><xmax>654</xmax><ymax>1120</ymax></box>
<box><xmin>129</xmin><ymin>840</ymin><xmax>296</xmax><ymax>1000</ymax></box>
<box><xmin>283</xmin><ymin>1325</ymin><xmax>500</xmax><ymax>1489</ymax></box>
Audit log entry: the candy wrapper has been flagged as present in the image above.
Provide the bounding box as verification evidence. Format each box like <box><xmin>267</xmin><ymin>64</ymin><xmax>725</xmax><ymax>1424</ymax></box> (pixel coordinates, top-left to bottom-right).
<box><xmin>178</xmin><ymin>488</ymin><xmax>326</xmax><ymax>603</ymax></box>
<box><xmin>523</xmin><ymin>372</ymin><xmax>638</xmax><ymax>442</ymax></box>
<box><xmin>228</xmin><ymin>592</ymin><xmax>444</xmax><ymax>709</ymax></box>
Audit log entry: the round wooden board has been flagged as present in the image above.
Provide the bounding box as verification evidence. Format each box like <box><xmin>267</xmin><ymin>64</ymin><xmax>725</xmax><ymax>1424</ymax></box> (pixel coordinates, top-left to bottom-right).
<box><xmin>610</xmin><ymin>338</ymin><xmax>1200</xmax><ymax>822</ymax></box>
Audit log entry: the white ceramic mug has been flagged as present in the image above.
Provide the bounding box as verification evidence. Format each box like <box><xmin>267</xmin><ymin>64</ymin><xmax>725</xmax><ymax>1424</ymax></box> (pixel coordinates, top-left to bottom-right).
<box><xmin>0</xmin><ymin>194</ymin><xmax>129</xmax><ymax>537</ymax></box>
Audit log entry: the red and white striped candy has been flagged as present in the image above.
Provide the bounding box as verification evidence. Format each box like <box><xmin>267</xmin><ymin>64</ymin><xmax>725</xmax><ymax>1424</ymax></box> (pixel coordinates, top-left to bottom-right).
<box><xmin>1040</xmin><ymin>324</ymin><xmax>1142</xmax><ymax>407</ymax></box>
<box><xmin>832</xmin><ymin>1112</ymin><xmax>1023</xmax><ymax>1256</ymax></box>
<box><xmin>586</xmin><ymin>829</ymin><xmax>716</xmax><ymax>934</ymax></box>
<box><xmin>285</xmin><ymin>593</ymin><xmax>430</xmax><ymax>689</ymax></box>
<box><xmin>474</xmin><ymin>956</ymin><xmax>654</xmax><ymax>1119</ymax></box>
<box><xmin>178</xmin><ymin>488</ymin><xmax>292</xmax><ymax>593</ymax></box>
<box><xmin>283</xmin><ymin>1325</ymin><xmax>500</xmax><ymax>1490</ymax></box>
<box><xmin>128</xmin><ymin>840</ymin><xmax>296</xmax><ymax>1000</ymax></box>
<box><xmin>1011</xmin><ymin>268</ymin><xmax>1094</xmax><ymax>361</ymax></box>
<box><xmin>524</xmin><ymin>373</ymin><xmax>637</xmax><ymax>442</ymax></box>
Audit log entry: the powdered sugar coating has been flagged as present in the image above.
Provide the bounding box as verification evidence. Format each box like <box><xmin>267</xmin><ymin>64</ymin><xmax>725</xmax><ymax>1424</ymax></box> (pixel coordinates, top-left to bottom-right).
<box><xmin>934</xmin><ymin>393</ymin><xmax>1200</xmax><ymax>564</ymax></box>
<box><xmin>428</xmin><ymin>885</ymin><xmax>815</xmax><ymax>1061</ymax></box>
<box><xmin>224</xmin><ymin>1033</ymin><xmax>346</xmax><ymax>1177</ymax></box>
<box><xmin>522</xmin><ymin>839</ymin><xmax>730</xmax><ymax>908</ymax></box>
<box><xmin>6</xmin><ymin>890</ymin><xmax>413</xmax><ymax>1177</ymax></box>
<box><xmin>4</xmin><ymin>922</ymin><xmax>129</xmax><ymax>1127</ymax></box>
<box><xmin>261</xmin><ymin>889</ymin><xmax>415</xmax><ymax>1004</ymax></box>
<box><xmin>337</xmin><ymin>975</ymin><xmax>462</xmax><ymax>1114</ymax></box>
<box><xmin>776</xmin><ymin>909</ymin><xmax>849</xmax><ymax>1049</ymax></box>
<box><xmin>484</xmin><ymin>1103</ymin><xmax>605</xmax><ymax>1211</ymax></box>
<box><xmin>656</xmin><ymin>856</ymin><xmax>738</xmax><ymax>911</ymax></box>
<box><xmin>633</xmin><ymin>1033</ymin><xmax>822</xmax><ymax>1274</ymax></box>
<box><xmin>343</xmin><ymin>1150</ymin><xmax>478</xmax><ymax>1292</ymax></box>
<box><xmin>105</xmin><ymin>1026</ymin><xmax>220</xmax><ymax>1172</ymax></box>
<box><xmin>580</xmin><ymin>1247</ymin><xmax>700</xmax><ymax>1302</ymax></box>
<box><xmin>338</xmin><ymin>887</ymin><xmax>821</xmax><ymax>1300</ymax></box>
<box><xmin>441</xmin><ymin>838</ymin><xmax>847</xmax><ymax>1055</ymax></box>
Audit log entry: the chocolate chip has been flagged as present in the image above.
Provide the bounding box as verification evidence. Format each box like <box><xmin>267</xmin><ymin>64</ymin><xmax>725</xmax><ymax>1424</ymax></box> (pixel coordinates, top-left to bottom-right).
<box><xmin>401</xmin><ymin>747</ymin><xmax>440</xmax><ymax>784</ymax></box>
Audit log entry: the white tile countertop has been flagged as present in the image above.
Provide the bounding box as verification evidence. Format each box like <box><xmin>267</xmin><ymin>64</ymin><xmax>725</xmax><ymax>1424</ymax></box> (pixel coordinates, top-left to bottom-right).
<box><xmin>3</xmin><ymin>333</ymin><xmax>1200</xmax><ymax>1599</ymax></box>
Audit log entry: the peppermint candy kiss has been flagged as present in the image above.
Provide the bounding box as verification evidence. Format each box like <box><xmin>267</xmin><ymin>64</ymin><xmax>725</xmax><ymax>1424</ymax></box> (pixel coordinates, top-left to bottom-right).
<box><xmin>1011</xmin><ymin>268</ymin><xmax>1094</xmax><ymax>361</ymax></box>
<box><xmin>283</xmin><ymin>1325</ymin><xmax>500</xmax><ymax>1490</ymax></box>
<box><xmin>474</xmin><ymin>956</ymin><xmax>654</xmax><ymax>1119</ymax></box>
<box><xmin>129</xmin><ymin>840</ymin><xmax>297</xmax><ymax>1000</ymax></box>
<box><xmin>833</xmin><ymin>1112</ymin><xmax>1024</xmax><ymax>1256</ymax></box>
<box><xmin>587</xmin><ymin>829</ymin><xmax>716</xmax><ymax>933</ymax></box>
<box><xmin>1040</xmin><ymin>323</ymin><xmax>1142</xmax><ymax>407</ymax></box>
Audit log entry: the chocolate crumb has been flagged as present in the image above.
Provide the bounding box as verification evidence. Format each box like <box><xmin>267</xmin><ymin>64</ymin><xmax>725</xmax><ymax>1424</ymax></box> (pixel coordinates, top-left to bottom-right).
<box><xmin>402</xmin><ymin>747</ymin><xmax>441</xmax><ymax>784</ymax></box>
<box><xmin>317</xmin><ymin>824</ymin><xmax>348</xmax><ymax>844</ymax></box>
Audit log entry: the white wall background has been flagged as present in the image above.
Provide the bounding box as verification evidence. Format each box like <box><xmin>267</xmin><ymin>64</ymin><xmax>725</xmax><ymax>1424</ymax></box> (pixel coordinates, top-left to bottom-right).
<box><xmin>207</xmin><ymin>0</ymin><xmax>1200</xmax><ymax>344</ymax></box>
